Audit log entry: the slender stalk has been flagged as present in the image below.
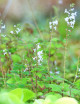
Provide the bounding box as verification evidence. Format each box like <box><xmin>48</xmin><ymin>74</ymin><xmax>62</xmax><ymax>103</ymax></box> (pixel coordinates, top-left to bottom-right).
<box><xmin>74</xmin><ymin>56</ymin><xmax>79</xmax><ymax>83</ymax></box>
<box><xmin>26</xmin><ymin>48</ymin><xmax>35</xmax><ymax>92</ymax></box>
<box><xmin>62</xmin><ymin>28</ymin><xmax>68</xmax><ymax>96</ymax></box>
<box><xmin>35</xmin><ymin>46</ymin><xmax>38</xmax><ymax>94</ymax></box>
<box><xmin>0</xmin><ymin>28</ymin><xmax>6</xmax><ymax>88</ymax></box>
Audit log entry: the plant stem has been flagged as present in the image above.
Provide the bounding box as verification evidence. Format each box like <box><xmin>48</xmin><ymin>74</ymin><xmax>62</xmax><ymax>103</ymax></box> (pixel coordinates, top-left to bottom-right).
<box><xmin>74</xmin><ymin>56</ymin><xmax>79</xmax><ymax>83</ymax></box>
<box><xmin>62</xmin><ymin>28</ymin><xmax>68</xmax><ymax>96</ymax></box>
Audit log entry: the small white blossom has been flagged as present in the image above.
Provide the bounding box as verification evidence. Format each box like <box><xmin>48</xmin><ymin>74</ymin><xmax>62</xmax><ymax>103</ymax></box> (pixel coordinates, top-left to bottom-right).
<box><xmin>3</xmin><ymin>49</ymin><xmax>6</xmax><ymax>52</ymax></box>
<box><xmin>70</xmin><ymin>21</ymin><xmax>75</xmax><ymax>26</ymax></box>
<box><xmin>1</xmin><ymin>35</ymin><xmax>6</xmax><ymax>37</ymax></box>
<box><xmin>49</xmin><ymin>20</ymin><xmax>58</xmax><ymax>30</ymax></box>
<box><xmin>9</xmin><ymin>52</ymin><xmax>11</xmax><ymax>54</ymax></box>
<box><xmin>24</xmin><ymin>68</ymin><xmax>29</xmax><ymax>72</ymax></box>
<box><xmin>10</xmin><ymin>31</ymin><xmax>14</xmax><ymax>34</ymax></box>
<box><xmin>14</xmin><ymin>25</ymin><xmax>16</xmax><ymax>27</ymax></box>
<box><xmin>64</xmin><ymin>6</ymin><xmax>77</xmax><ymax>29</ymax></box>
<box><xmin>37</xmin><ymin>43</ymin><xmax>41</xmax><ymax>49</ymax></box>
<box><xmin>49</xmin><ymin>25</ymin><xmax>52</xmax><ymax>29</ymax></box>
<box><xmin>71</xmin><ymin>12</ymin><xmax>77</xmax><ymax>16</ymax></box>
<box><xmin>53</xmin><ymin>20</ymin><xmax>58</xmax><ymax>25</ymax></box>
<box><xmin>50</xmin><ymin>71</ymin><xmax>53</xmax><ymax>74</ymax></box>
<box><xmin>54</xmin><ymin>26</ymin><xmax>57</xmax><ymax>30</ymax></box>
<box><xmin>49</xmin><ymin>22</ymin><xmax>52</xmax><ymax>25</ymax></box>
<box><xmin>76</xmin><ymin>75</ymin><xmax>79</xmax><ymax>78</ymax></box>
<box><xmin>64</xmin><ymin>9</ymin><xmax>68</xmax><ymax>13</ymax></box>
<box><xmin>68</xmin><ymin>30</ymin><xmax>71</xmax><ymax>32</ymax></box>
<box><xmin>1</xmin><ymin>25</ymin><xmax>5</xmax><ymax>29</ymax></box>
<box><xmin>65</xmin><ymin>17</ymin><xmax>69</xmax><ymax>22</ymax></box>
<box><xmin>16</xmin><ymin>28</ymin><xmax>21</xmax><ymax>34</ymax></box>
<box><xmin>70</xmin><ymin>25</ymin><xmax>74</xmax><ymax>28</ymax></box>
<box><xmin>69</xmin><ymin>15</ymin><xmax>75</xmax><ymax>20</ymax></box>
<box><xmin>33</xmin><ymin>43</ymin><xmax>43</xmax><ymax>65</ymax></box>
<box><xmin>4</xmin><ymin>52</ymin><xmax>7</xmax><ymax>55</ymax></box>
<box><xmin>33</xmin><ymin>49</ymin><xmax>36</xmax><ymax>52</ymax></box>
<box><xmin>69</xmin><ymin>8</ymin><xmax>74</xmax><ymax>11</ymax></box>
<box><xmin>54</xmin><ymin>61</ymin><xmax>57</xmax><ymax>65</ymax></box>
<box><xmin>64</xmin><ymin>9</ymin><xmax>70</xmax><ymax>14</ymax></box>
<box><xmin>33</xmin><ymin>57</ymin><xmax>36</xmax><ymax>60</ymax></box>
<box><xmin>55</xmin><ymin>71</ymin><xmax>60</xmax><ymax>74</ymax></box>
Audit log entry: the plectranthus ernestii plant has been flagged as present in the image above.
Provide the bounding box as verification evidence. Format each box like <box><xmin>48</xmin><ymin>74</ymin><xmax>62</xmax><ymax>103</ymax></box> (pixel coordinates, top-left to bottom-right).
<box><xmin>33</xmin><ymin>43</ymin><xmax>43</xmax><ymax>66</ymax></box>
<box><xmin>63</xmin><ymin>3</ymin><xmax>77</xmax><ymax>78</ymax></box>
<box><xmin>49</xmin><ymin>19</ymin><xmax>58</xmax><ymax>31</ymax></box>
<box><xmin>64</xmin><ymin>3</ymin><xmax>77</xmax><ymax>30</ymax></box>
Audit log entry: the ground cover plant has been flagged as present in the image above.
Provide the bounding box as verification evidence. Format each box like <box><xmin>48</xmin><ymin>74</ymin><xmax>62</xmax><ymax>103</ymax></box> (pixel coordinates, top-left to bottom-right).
<box><xmin>0</xmin><ymin>3</ymin><xmax>80</xmax><ymax>104</ymax></box>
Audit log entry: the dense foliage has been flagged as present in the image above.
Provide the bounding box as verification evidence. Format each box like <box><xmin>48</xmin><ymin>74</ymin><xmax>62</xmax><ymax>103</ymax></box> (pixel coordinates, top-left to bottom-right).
<box><xmin>0</xmin><ymin>3</ymin><xmax>80</xmax><ymax>104</ymax></box>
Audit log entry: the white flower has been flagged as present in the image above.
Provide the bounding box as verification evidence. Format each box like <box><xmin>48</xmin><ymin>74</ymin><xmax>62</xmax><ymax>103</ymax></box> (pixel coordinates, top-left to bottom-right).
<box><xmin>33</xmin><ymin>43</ymin><xmax>43</xmax><ymax>65</ymax></box>
<box><xmin>1</xmin><ymin>25</ymin><xmax>5</xmax><ymax>29</ymax></box>
<box><xmin>54</xmin><ymin>61</ymin><xmax>57</xmax><ymax>65</ymax></box>
<box><xmin>33</xmin><ymin>57</ymin><xmax>36</xmax><ymax>60</ymax></box>
<box><xmin>64</xmin><ymin>9</ymin><xmax>70</xmax><ymax>14</ymax></box>
<box><xmin>37</xmin><ymin>43</ymin><xmax>40</xmax><ymax>49</ymax></box>
<box><xmin>71</xmin><ymin>12</ymin><xmax>77</xmax><ymax>16</ymax></box>
<box><xmin>3</xmin><ymin>49</ymin><xmax>6</xmax><ymax>52</ymax></box>
<box><xmin>65</xmin><ymin>17</ymin><xmax>69</xmax><ymax>22</ymax></box>
<box><xmin>9</xmin><ymin>52</ymin><xmax>11</xmax><ymax>54</ymax></box>
<box><xmin>67</xmin><ymin>21</ymin><xmax>70</xmax><ymax>25</ymax></box>
<box><xmin>54</xmin><ymin>26</ymin><xmax>57</xmax><ymax>30</ymax></box>
<box><xmin>49</xmin><ymin>22</ymin><xmax>52</xmax><ymax>25</ymax></box>
<box><xmin>64</xmin><ymin>7</ymin><xmax>77</xmax><ymax>29</ymax></box>
<box><xmin>49</xmin><ymin>25</ymin><xmax>52</xmax><ymax>29</ymax></box>
<box><xmin>76</xmin><ymin>75</ymin><xmax>79</xmax><ymax>78</ymax></box>
<box><xmin>4</xmin><ymin>52</ymin><xmax>7</xmax><ymax>55</ymax></box>
<box><xmin>10</xmin><ymin>31</ymin><xmax>14</xmax><ymax>34</ymax></box>
<box><xmin>53</xmin><ymin>20</ymin><xmax>58</xmax><ymax>25</ymax></box>
<box><xmin>33</xmin><ymin>49</ymin><xmax>36</xmax><ymax>52</ymax></box>
<box><xmin>70</xmin><ymin>20</ymin><xmax>75</xmax><ymax>26</ymax></box>
<box><xmin>50</xmin><ymin>71</ymin><xmax>53</xmax><ymax>74</ymax></box>
<box><xmin>16</xmin><ymin>28</ymin><xmax>21</xmax><ymax>34</ymax></box>
<box><xmin>70</xmin><ymin>25</ymin><xmax>74</xmax><ymax>28</ymax></box>
<box><xmin>14</xmin><ymin>25</ymin><xmax>16</xmax><ymax>27</ymax></box>
<box><xmin>24</xmin><ymin>68</ymin><xmax>29</xmax><ymax>72</ymax></box>
<box><xmin>79</xmin><ymin>68</ymin><xmax>80</xmax><ymax>72</ymax></box>
<box><xmin>49</xmin><ymin>20</ymin><xmax>58</xmax><ymax>30</ymax></box>
<box><xmin>68</xmin><ymin>30</ymin><xmax>71</xmax><ymax>32</ymax></box>
<box><xmin>17</xmin><ymin>28</ymin><xmax>21</xmax><ymax>31</ymax></box>
<box><xmin>2</xmin><ymin>35</ymin><xmax>6</xmax><ymax>37</ymax></box>
<box><xmin>16</xmin><ymin>31</ymin><xmax>19</xmax><ymax>34</ymax></box>
<box><xmin>70</xmin><ymin>8</ymin><xmax>74</xmax><ymax>11</ymax></box>
<box><xmin>55</xmin><ymin>71</ymin><xmax>60</xmax><ymax>74</ymax></box>
<box><xmin>64</xmin><ymin>9</ymin><xmax>68</xmax><ymax>13</ymax></box>
<box><xmin>69</xmin><ymin>15</ymin><xmax>75</xmax><ymax>20</ymax></box>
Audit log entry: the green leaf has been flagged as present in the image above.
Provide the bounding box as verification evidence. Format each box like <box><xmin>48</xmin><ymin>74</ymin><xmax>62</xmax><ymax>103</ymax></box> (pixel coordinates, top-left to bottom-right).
<box><xmin>0</xmin><ymin>92</ymin><xmax>24</xmax><ymax>104</ymax></box>
<box><xmin>44</xmin><ymin>94</ymin><xmax>61</xmax><ymax>104</ymax></box>
<box><xmin>74</xmin><ymin>79</ymin><xmax>80</xmax><ymax>89</ymax></box>
<box><xmin>48</xmin><ymin>84</ymin><xmax>62</xmax><ymax>92</ymax></box>
<box><xmin>10</xmin><ymin>88</ymin><xmax>35</xmax><ymax>102</ymax></box>
<box><xmin>11</xmin><ymin>54</ymin><xmax>21</xmax><ymax>63</ymax></box>
<box><xmin>36</xmin><ymin>72</ymin><xmax>42</xmax><ymax>78</ymax></box>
